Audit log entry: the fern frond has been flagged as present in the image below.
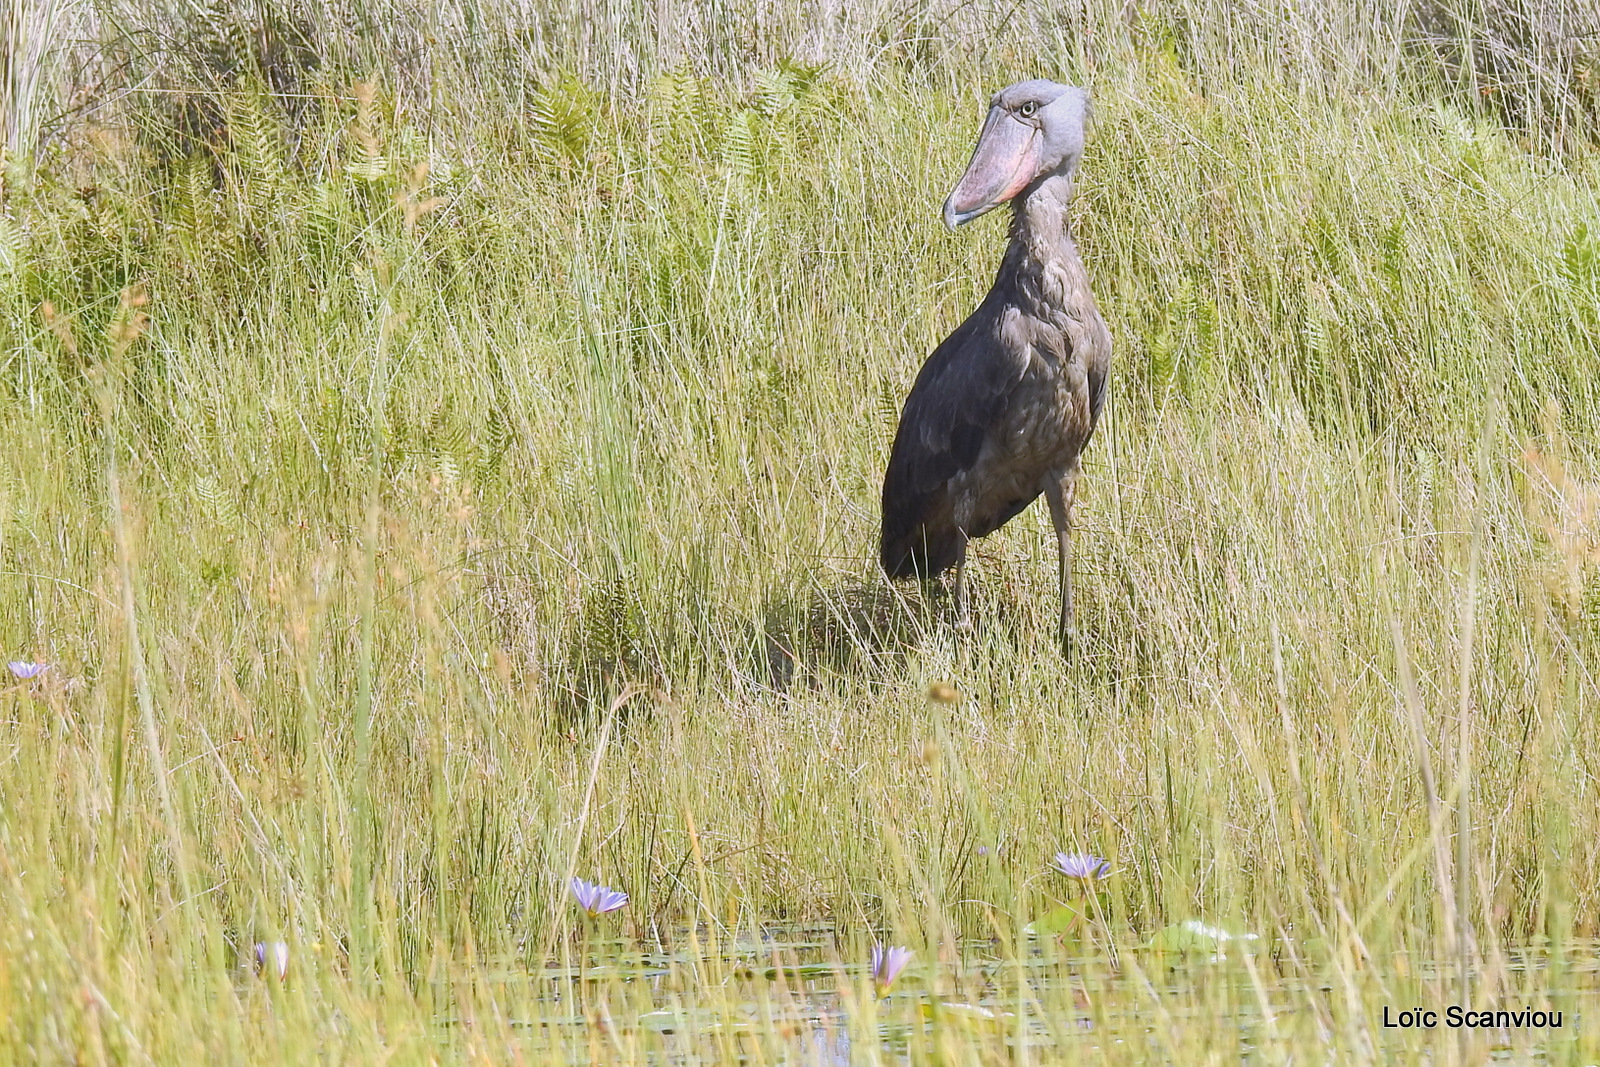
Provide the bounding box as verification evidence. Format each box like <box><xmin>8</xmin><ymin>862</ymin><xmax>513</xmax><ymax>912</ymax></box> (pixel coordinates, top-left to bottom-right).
<box><xmin>722</xmin><ymin>108</ymin><xmax>755</xmax><ymax>188</ymax></box>
<box><xmin>177</xmin><ymin>156</ymin><xmax>214</xmax><ymax>239</ymax></box>
<box><xmin>0</xmin><ymin>214</ymin><xmax>21</xmax><ymax>275</ymax></box>
<box><xmin>1380</xmin><ymin>216</ymin><xmax>1407</xmax><ymax>288</ymax></box>
<box><xmin>530</xmin><ymin>73</ymin><xmax>596</xmax><ymax>164</ymax></box>
<box><xmin>752</xmin><ymin>66</ymin><xmax>797</xmax><ymax>115</ymax></box>
<box><xmin>1561</xmin><ymin>222</ymin><xmax>1595</xmax><ymax>290</ymax></box>
<box><xmin>647</xmin><ymin>67</ymin><xmax>685</xmax><ymax>119</ymax></box>
<box><xmin>1303</xmin><ymin>303</ymin><xmax>1330</xmax><ymax>362</ymax></box>
<box><xmin>193</xmin><ymin>474</ymin><xmax>242</xmax><ymax>529</ymax></box>
<box><xmin>345</xmin><ymin>81</ymin><xmax>388</xmax><ymax>182</ymax></box>
<box><xmin>223</xmin><ymin>84</ymin><xmax>286</xmax><ymax>220</ymax></box>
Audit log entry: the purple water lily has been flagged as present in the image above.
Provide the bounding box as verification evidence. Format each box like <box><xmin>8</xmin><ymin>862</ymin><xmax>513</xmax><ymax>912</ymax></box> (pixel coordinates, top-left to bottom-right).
<box><xmin>569</xmin><ymin>876</ymin><xmax>628</xmax><ymax>917</ymax></box>
<box><xmin>7</xmin><ymin>661</ymin><xmax>47</xmax><ymax>680</ymax></box>
<box><xmin>252</xmin><ymin>941</ymin><xmax>289</xmax><ymax>979</ymax></box>
<box><xmin>1051</xmin><ymin>852</ymin><xmax>1111</xmax><ymax>881</ymax></box>
<box><xmin>870</xmin><ymin>944</ymin><xmax>914</xmax><ymax>995</ymax></box>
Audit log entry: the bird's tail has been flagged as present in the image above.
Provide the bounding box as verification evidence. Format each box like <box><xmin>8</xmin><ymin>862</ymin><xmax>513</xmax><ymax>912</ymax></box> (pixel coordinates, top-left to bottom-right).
<box><xmin>880</xmin><ymin>522</ymin><xmax>963</xmax><ymax>580</ymax></box>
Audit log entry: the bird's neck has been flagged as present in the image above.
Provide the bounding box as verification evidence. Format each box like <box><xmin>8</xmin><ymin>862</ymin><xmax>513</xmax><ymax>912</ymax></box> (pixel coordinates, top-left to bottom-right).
<box><xmin>1007</xmin><ymin>174</ymin><xmax>1076</xmax><ymax>269</ymax></box>
<box><xmin>1003</xmin><ymin>174</ymin><xmax>1083</xmax><ymax>315</ymax></box>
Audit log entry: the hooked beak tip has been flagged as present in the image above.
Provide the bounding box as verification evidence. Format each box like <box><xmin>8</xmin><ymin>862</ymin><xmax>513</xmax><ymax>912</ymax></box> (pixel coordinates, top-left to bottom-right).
<box><xmin>941</xmin><ymin>198</ymin><xmax>979</xmax><ymax>230</ymax></box>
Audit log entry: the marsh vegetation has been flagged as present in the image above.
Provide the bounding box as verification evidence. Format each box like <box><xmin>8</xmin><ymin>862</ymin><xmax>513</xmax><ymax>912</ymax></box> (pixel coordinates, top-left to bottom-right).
<box><xmin>4</xmin><ymin>0</ymin><xmax>1600</xmax><ymax>1060</ymax></box>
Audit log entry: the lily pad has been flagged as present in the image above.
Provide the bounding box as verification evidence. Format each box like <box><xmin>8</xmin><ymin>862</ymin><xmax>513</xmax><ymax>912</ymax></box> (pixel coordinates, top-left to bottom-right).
<box><xmin>1025</xmin><ymin>903</ymin><xmax>1088</xmax><ymax>938</ymax></box>
<box><xmin>736</xmin><ymin>962</ymin><xmax>840</xmax><ymax>980</ymax></box>
<box><xmin>919</xmin><ymin>1001</ymin><xmax>1015</xmax><ymax>1030</ymax></box>
<box><xmin>1298</xmin><ymin>936</ymin><xmax>1332</xmax><ymax>959</ymax></box>
<box><xmin>1145</xmin><ymin>919</ymin><xmax>1261</xmax><ymax>957</ymax></box>
<box><xmin>637</xmin><ymin>1009</ymin><xmax>682</xmax><ymax>1032</ymax></box>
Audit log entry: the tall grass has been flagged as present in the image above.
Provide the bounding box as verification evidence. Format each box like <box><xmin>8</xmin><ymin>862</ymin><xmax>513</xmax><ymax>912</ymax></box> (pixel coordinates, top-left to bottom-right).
<box><xmin>2</xmin><ymin>0</ymin><xmax>1600</xmax><ymax>1062</ymax></box>
<box><xmin>18</xmin><ymin>0</ymin><xmax>1600</xmax><ymax>151</ymax></box>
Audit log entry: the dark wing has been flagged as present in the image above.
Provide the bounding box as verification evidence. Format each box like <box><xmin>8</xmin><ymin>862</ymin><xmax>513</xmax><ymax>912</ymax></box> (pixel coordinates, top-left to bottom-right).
<box><xmin>1088</xmin><ymin>355</ymin><xmax>1108</xmax><ymax>428</ymax></box>
<box><xmin>880</xmin><ymin>293</ymin><xmax>1026</xmax><ymax>579</ymax></box>
<box><xmin>1087</xmin><ymin>324</ymin><xmax>1111</xmax><ymax>430</ymax></box>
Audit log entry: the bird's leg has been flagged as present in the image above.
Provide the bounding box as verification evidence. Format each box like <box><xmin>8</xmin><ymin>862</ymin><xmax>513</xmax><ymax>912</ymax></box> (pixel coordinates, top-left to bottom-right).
<box><xmin>952</xmin><ymin>533</ymin><xmax>973</xmax><ymax>632</ymax></box>
<box><xmin>1044</xmin><ymin>467</ymin><xmax>1079</xmax><ymax>654</ymax></box>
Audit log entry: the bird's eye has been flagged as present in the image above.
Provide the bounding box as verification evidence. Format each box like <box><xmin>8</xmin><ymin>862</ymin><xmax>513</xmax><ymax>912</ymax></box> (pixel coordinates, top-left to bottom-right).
<box><xmin>1020</xmin><ymin>101</ymin><xmax>1038</xmax><ymax>118</ymax></box>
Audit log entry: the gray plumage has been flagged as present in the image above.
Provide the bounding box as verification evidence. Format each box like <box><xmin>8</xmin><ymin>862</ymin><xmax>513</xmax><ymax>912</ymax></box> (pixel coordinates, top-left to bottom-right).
<box><xmin>880</xmin><ymin>81</ymin><xmax>1111</xmax><ymax>645</ymax></box>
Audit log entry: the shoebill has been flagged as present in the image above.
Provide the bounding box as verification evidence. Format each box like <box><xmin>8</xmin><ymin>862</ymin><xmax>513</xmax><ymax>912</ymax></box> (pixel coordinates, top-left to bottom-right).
<box><xmin>880</xmin><ymin>80</ymin><xmax>1111</xmax><ymax>651</ymax></box>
